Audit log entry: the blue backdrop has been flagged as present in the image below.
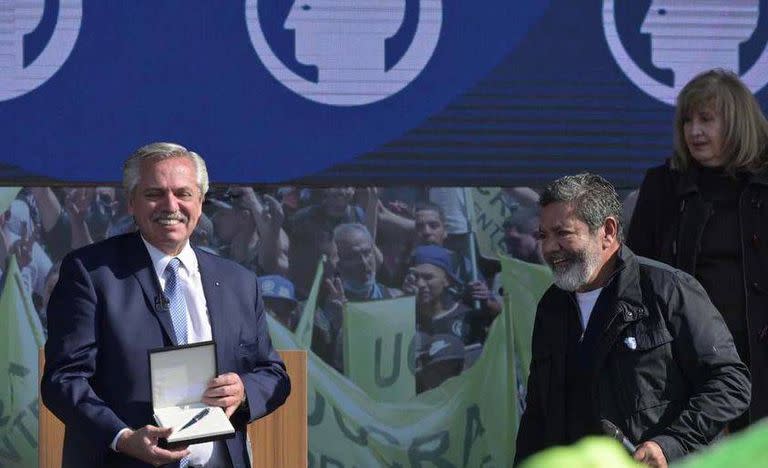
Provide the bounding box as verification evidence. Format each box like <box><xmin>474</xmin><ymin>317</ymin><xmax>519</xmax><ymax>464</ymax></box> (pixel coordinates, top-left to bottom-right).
<box><xmin>2</xmin><ymin>0</ymin><xmax>767</xmax><ymax>187</ymax></box>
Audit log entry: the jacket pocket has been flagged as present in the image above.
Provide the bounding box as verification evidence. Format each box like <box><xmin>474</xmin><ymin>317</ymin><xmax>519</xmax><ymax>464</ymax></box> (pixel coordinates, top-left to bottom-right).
<box><xmin>613</xmin><ymin>326</ymin><xmax>677</xmax><ymax>413</ymax></box>
<box><xmin>237</xmin><ymin>339</ymin><xmax>261</xmax><ymax>371</ymax></box>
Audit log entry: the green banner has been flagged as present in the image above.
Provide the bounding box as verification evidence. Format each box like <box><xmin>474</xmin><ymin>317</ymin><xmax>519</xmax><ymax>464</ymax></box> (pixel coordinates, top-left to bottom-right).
<box><xmin>269</xmin><ymin>291</ymin><xmax>520</xmax><ymax>467</ymax></box>
<box><xmin>0</xmin><ymin>256</ymin><xmax>44</xmax><ymax>468</ymax></box>
<box><xmin>343</xmin><ymin>296</ymin><xmax>416</xmax><ymax>403</ymax></box>
<box><xmin>498</xmin><ymin>255</ymin><xmax>552</xmax><ymax>383</ymax></box>
<box><xmin>467</xmin><ymin>187</ymin><xmax>516</xmax><ymax>260</ymax></box>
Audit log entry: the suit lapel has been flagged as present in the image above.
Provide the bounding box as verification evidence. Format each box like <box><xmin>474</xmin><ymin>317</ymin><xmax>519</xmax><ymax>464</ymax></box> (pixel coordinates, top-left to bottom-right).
<box><xmin>196</xmin><ymin>249</ymin><xmax>229</xmax><ymax>369</ymax></box>
<box><xmin>127</xmin><ymin>232</ymin><xmax>180</xmax><ymax>346</ymax></box>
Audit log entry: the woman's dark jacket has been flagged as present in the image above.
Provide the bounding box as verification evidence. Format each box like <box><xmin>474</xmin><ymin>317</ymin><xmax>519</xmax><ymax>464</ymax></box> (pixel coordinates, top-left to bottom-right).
<box><xmin>627</xmin><ymin>162</ymin><xmax>768</xmax><ymax>423</ymax></box>
<box><xmin>514</xmin><ymin>246</ymin><xmax>750</xmax><ymax>465</ymax></box>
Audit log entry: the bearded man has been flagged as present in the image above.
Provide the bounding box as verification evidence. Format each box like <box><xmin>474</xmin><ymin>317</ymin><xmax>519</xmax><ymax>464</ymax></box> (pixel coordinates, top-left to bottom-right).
<box><xmin>514</xmin><ymin>174</ymin><xmax>750</xmax><ymax>468</ymax></box>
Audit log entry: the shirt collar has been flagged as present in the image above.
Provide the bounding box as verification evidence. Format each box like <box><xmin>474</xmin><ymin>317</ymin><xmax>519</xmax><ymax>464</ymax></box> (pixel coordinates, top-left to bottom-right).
<box><xmin>139</xmin><ymin>235</ymin><xmax>198</xmax><ymax>279</ymax></box>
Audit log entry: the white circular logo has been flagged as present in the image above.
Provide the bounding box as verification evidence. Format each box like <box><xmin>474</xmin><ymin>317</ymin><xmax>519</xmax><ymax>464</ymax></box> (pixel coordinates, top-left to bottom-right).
<box><xmin>603</xmin><ymin>0</ymin><xmax>768</xmax><ymax>105</ymax></box>
<box><xmin>0</xmin><ymin>0</ymin><xmax>82</xmax><ymax>102</ymax></box>
<box><xmin>245</xmin><ymin>0</ymin><xmax>443</xmax><ymax>106</ymax></box>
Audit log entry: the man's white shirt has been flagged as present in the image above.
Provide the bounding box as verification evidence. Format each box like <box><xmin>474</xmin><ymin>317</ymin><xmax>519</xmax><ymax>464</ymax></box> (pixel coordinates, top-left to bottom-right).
<box><xmin>575</xmin><ymin>287</ymin><xmax>603</xmax><ymax>335</ymax></box>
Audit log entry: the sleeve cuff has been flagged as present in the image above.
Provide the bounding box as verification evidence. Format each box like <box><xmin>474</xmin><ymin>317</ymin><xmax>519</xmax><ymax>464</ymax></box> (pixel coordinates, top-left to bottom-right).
<box><xmin>110</xmin><ymin>427</ymin><xmax>130</xmax><ymax>452</ymax></box>
<box><xmin>650</xmin><ymin>434</ymin><xmax>685</xmax><ymax>462</ymax></box>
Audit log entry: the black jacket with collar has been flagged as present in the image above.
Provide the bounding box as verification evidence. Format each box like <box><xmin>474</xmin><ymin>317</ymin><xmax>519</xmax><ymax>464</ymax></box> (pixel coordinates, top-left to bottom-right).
<box><xmin>627</xmin><ymin>161</ymin><xmax>768</xmax><ymax>423</ymax></box>
<box><xmin>514</xmin><ymin>246</ymin><xmax>750</xmax><ymax>465</ymax></box>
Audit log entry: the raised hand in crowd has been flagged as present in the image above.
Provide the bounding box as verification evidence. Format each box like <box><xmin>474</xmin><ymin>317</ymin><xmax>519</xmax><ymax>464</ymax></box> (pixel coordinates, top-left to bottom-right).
<box><xmin>357</xmin><ymin>187</ymin><xmax>378</xmax><ymax>236</ymax></box>
<box><xmin>29</xmin><ymin>187</ymin><xmax>63</xmax><ymax>233</ymax></box>
<box><xmin>63</xmin><ymin>187</ymin><xmax>94</xmax><ymax>248</ymax></box>
<box><xmin>10</xmin><ymin>221</ymin><xmax>34</xmax><ymax>269</ymax></box>
<box><xmin>384</xmin><ymin>200</ymin><xmax>411</xmax><ymax>217</ymax></box>
<box><xmin>323</xmin><ymin>274</ymin><xmax>347</xmax><ymax>312</ymax></box>
<box><xmin>237</xmin><ymin>188</ymin><xmax>290</xmax><ymax>276</ymax></box>
<box><xmin>253</xmin><ymin>193</ymin><xmax>286</xmax><ymax>237</ymax></box>
<box><xmin>64</xmin><ymin>187</ymin><xmax>94</xmax><ymax>222</ymax></box>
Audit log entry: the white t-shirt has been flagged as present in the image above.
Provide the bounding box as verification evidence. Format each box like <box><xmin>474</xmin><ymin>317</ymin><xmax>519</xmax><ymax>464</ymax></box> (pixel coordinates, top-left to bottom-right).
<box><xmin>575</xmin><ymin>287</ymin><xmax>603</xmax><ymax>332</ymax></box>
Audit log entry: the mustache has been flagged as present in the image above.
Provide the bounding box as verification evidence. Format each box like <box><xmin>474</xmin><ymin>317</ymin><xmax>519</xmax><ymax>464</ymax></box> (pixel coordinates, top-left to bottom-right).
<box><xmin>545</xmin><ymin>251</ymin><xmax>578</xmax><ymax>265</ymax></box>
<box><xmin>151</xmin><ymin>211</ymin><xmax>188</xmax><ymax>222</ymax></box>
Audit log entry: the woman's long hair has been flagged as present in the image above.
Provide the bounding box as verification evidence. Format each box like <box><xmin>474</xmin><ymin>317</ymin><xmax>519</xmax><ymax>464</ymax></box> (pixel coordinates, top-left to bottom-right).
<box><xmin>673</xmin><ymin>69</ymin><xmax>768</xmax><ymax>174</ymax></box>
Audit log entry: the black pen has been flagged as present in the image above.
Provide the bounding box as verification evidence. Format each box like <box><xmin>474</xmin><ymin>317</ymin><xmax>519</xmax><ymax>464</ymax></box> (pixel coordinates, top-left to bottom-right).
<box><xmin>179</xmin><ymin>408</ymin><xmax>210</xmax><ymax>431</ymax></box>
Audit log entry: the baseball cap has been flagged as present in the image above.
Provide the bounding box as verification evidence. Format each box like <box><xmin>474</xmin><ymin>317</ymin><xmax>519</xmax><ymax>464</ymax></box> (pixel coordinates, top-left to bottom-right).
<box><xmin>258</xmin><ymin>275</ymin><xmax>298</xmax><ymax>305</ymax></box>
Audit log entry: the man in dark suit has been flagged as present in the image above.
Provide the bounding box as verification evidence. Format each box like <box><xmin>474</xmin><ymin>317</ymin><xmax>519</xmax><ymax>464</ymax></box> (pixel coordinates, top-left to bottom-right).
<box><xmin>41</xmin><ymin>142</ymin><xmax>291</xmax><ymax>468</ymax></box>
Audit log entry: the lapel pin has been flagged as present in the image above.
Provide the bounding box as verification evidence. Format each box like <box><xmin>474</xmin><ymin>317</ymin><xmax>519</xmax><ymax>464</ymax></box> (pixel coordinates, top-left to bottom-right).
<box><xmin>624</xmin><ymin>336</ymin><xmax>637</xmax><ymax>350</ymax></box>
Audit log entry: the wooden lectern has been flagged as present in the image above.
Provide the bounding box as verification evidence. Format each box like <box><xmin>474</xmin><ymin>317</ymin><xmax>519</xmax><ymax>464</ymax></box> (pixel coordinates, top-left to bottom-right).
<box><xmin>39</xmin><ymin>349</ymin><xmax>307</xmax><ymax>468</ymax></box>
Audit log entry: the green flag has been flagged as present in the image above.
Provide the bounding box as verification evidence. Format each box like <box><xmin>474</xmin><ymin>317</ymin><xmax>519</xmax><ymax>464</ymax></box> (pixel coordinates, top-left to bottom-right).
<box><xmin>343</xmin><ymin>296</ymin><xmax>416</xmax><ymax>403</ymax></box>
<box><xmin>293</xmin><ymin>256</ymin><xmax>325</xmax><ymax>349</ymax></box>
<box><xmin>498</xmin><ymin>254</ymin><xmax>552</xmax><ymax>383</ymax></box>
<box><xmin>0</xmin><ymin>188</ymin><xmax>21</xmax><ymax>215</ymax></box>
<box><xmin>0</xmin><ymin>256</ymin><xmax>44</xmax><ymax>468</ymax></box>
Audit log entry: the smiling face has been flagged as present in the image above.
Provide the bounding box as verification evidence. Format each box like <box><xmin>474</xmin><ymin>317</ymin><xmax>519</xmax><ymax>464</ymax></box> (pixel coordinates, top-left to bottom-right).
<box><xmin>537</xmin><ymin>202</ymin><xmax>605</xmax><ymax>292</ymax></box>
<box><xmin>683</xmin><ymin>103</ymin><xmax>726</xmax><ymax>168</ymax></box>
<box><xmin>128</xmin><ymin>156</ymin><xmax>203</xmax><ymax>256</ymax></box>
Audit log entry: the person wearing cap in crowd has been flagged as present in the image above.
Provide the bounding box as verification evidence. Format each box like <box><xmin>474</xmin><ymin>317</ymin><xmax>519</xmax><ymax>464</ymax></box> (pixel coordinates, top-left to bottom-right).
<box><xmin>413</xmin><ymin>202</ymin><xmax>501</xmax><ymax>328</ymax></box>
<box><xmin>416</xmin><ymin>333</ymin><xmax>466</xmax><ymax>393</ymax></box>
<box><xmin>258</xmin><ymin>275</ymin><xmax>300</xmax><ymax>330</ymax></box>
<box><xmin>407</xmin><ymin>245</ymin><xmax>482</xmax><ymax>345</ymax></box>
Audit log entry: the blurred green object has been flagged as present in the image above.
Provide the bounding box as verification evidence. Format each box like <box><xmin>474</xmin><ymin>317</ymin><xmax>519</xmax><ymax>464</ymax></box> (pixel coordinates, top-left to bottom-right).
<box><xmin>674</xmin><ymin>419</ymin><xmax>768</xmax><ymax>468</ymax></box>
<box><xmin>519</xmin><ymin>437</ymin><xmax>641</xmax><ymax>468</ymax></box>
<box><xmin>519</xmin><ymin>421</ymin><xmax>768</xmax><ymax>468</ymax></box>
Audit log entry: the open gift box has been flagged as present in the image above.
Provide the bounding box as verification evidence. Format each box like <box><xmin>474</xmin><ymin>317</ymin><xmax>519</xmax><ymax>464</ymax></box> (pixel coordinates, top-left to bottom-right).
<box><xmin>148</xmin><ymin>341</ymin><xmax>235</xmax><ymax>447</ymax></box>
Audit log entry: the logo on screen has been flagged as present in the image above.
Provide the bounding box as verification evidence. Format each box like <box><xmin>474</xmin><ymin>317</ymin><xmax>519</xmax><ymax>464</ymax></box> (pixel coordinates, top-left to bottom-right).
<box><xmin>603</xmin><ymin>0</ymin><xmax>768</xmax><ymax>104</ymax></box>
<box><xmin>244</xmin><ymin>0</ymin><xmax>442</xmax><ymax>106</ymax></box>
<box><xmin>0</xmin><ymin>0</ymin><xmax>82</xmax><ymax>102</ymax></box>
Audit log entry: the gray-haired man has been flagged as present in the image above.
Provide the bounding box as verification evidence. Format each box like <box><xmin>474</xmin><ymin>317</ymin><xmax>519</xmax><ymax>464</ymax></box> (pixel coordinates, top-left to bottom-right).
<box><xmin>515</xmin><ymin>173</ymin><xmax>750</xmax><ymax>467</ymax></box>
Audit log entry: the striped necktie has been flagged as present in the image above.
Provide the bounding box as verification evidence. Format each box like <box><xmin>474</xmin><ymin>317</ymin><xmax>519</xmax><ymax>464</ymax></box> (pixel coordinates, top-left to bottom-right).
<box><xmin>164</xmin><ymin>258</ymin><xmax>188</xmax><ymax>345</ymax></box>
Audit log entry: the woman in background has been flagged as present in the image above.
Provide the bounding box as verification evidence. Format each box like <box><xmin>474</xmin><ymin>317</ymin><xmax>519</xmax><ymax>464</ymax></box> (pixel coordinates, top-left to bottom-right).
<box><xmin>627</xmin><ymin>69</ymin><xmax>768</xmax><ymax>430</ymax></box>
